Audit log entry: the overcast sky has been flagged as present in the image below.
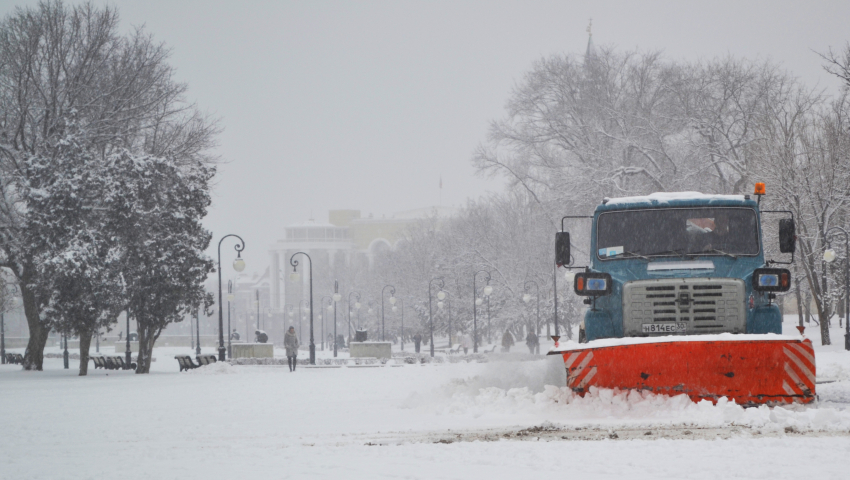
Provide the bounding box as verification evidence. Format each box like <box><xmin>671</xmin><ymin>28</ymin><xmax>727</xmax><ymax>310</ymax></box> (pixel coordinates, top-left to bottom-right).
<box><xmin>2</xmin><ymin>0</ymin><xmax>849</xmax><ymax>277</ymax></box>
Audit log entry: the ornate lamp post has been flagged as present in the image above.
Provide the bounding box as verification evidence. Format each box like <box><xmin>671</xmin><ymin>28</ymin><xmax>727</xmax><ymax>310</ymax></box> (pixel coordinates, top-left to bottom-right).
<box><xmin>299</xmin><ymin>300</ymin><xmax>310</xmax><ymax>344</ymax></box>
<box><xmin>227</xmin><ymin>280</ymin><xmax>234</xmax><ymax>358</ymax></box>
<box><xmin>290</xmin><ymin>252</ymin><xmax>316</xmax><ymax>365</ymax></box>
<box><xmin>286</xmin><ymin>304</ymin><xmax>295</xmax><ymax>333</ymax></box>
<box><xmin>472</xmin><ymin>270</ymin><xmax>491</xmax><ymax>353</ymax></box>
<box><xmin>63</xmin><ymin>333</ymin><xmax>69</xmax><ymax>369</ymax></box>
<box><xmin>320</xmin><ymin>296</ymin><xmax>333</xmax><ymax>351</ymax></box>
<box><xmin>381</xmin><ymin>285</ymin><xmax>396</xmax><ymax>342</ymax></box>
<box><xmin>195</xmin><ymin>309</ymin><xmax>201</xmax><ymax>356</ymax></box>
<box><xmin>393</xmin><ymin>298</ymin><xmax>405</xmax><ymax>350</ymax></box>
<box><xmin>1</xmin><ymin>285</ymin><xmax>18</xmax><ymax>364</ymax></box>
<box><xmin>348</xmin><ymin>291</ymin><xmax>361</xmax><ymax>345</ymax></box>
<box><xmin>428</xmin><ymin>278</ymin><xmax>445</xmax><ymax>357</ymax></box>
<box><xmin>824</xmin><ymin>226</ymin><xmax>850</xmax><ymax>350</ymax></box>
<box><xmin>332</xmin><ymin>281</ymin><xmax>342</xmax><ymax>357</ymax></box>
<box><xmin>524</xmin><ymin>280</ymin><xmax>540</xmax><ymax>336</ymax></box>
<box><xmin>217</xmin><ymin>234</ymin><xmax>246</xmax><ymax>361</ymax></box>
<box><xmin>436</xmin><ymin>290</ymin><xmax>448</xmax><ymax>347</ymax></box>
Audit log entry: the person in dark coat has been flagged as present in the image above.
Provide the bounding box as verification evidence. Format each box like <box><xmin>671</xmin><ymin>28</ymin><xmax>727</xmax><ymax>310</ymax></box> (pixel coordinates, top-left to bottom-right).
<box><xmin>230</xmin><ymin>329</ymin><xmax>240</xmax><ymax>341</ymax></box>
<box><xmin>501</xmin><ymin>330</ymin><xmax>515</xmax><ymax>353</ymax></box>
<box><xmin>284</xmin><ymin>326</ymin><xmax>299</xmax><ymax>372</ymax></box>
<box><xmin>526</xmin><ymin>329</ymin><xmax>540</xmax><ymax>354</ymax></box>
<box><xmin>413</xmin><ymin>333</ymin><xmax>422</xmax><ymax>353</ymax></box>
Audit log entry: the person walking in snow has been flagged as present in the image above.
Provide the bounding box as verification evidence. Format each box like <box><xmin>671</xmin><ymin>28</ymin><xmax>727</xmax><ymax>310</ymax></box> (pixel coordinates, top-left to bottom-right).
<box><xmin>413</xmin><ymin>333</ymin><xmax>422</xmax><ymax>353</ymax></box>
<box><xmin>461</xmin><ymin>332</ymin><xmax>472</xmax><ymax>354</ymax></box>
<box><xmin>526</xmin><ymin>329</ymin><xmax>539</xmax><ymax>355</ymax></box>
<box><xmin>284</xmin><ymin>326</ymin><xmax>299</xmax><ymax>372</ymax></box>
<box><xmin>501</xmin><ymin>330</ymin><xmax>515</xmax><ymax>353</ymax></box>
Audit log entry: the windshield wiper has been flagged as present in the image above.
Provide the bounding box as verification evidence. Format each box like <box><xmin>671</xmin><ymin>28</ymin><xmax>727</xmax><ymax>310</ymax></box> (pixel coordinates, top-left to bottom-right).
<box><xmin>644</xmin><ymin>248</ymin><xmax>692</xmax><ymax>259</ymax></box>
<box><xmin>622</xmin><ymin>251</ymin><xmax>650</xmax><ymax>260</ymax></box>
<box><xmin>702</xmin><ymin>248</ymin><xmax>737</xmax><ymax>259</ymax></box>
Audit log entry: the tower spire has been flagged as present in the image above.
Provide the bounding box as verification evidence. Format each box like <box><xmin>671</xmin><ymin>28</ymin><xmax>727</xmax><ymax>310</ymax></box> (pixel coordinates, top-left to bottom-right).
<box><xmin>585</xmin><ymin>18</ymin><xmax>596</xmax><ymax>59</ymax></box>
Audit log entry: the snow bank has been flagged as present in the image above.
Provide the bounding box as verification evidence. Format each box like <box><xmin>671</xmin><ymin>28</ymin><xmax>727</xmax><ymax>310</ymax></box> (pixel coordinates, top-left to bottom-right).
<box><xmin>187</xmin><ymin>361</ymin><xmax>239</xmax><ymax>374</ymax></box>
<box><xmin>403</xmin><ymin>356</ymin><xmax>850</xmax><ymax>433</ymax></box>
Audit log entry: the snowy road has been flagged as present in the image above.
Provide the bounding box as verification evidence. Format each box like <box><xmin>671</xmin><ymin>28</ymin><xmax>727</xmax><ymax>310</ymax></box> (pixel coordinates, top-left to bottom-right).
<box><xmin>2</xmin><ymin>324</ymin><xmax>850</xmax><ymax>479</ymax></box>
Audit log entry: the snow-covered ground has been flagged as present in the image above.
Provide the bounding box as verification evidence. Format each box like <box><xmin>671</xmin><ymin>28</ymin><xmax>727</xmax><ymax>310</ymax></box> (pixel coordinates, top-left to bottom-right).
<box><xmin>1</xmin><ymin>318</ymin><xmax>849</xmax><ymax>479</ymax></box>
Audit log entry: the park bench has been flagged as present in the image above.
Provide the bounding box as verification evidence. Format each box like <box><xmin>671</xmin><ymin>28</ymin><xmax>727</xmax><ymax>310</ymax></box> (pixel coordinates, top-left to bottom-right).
<box><xmin>90</xmin><ymin>356</ymin><xmax>107</xmax><ymax>369</ymax></box>
<box><xmin>105</xmin><ymin>355</ymin><xmax>136</xmax><ymax>371</ymax></box>
<box><xmin>174</xmin><ymin>355</ymin><xmax>199</xmax><ymax>371</ymax></box>
<box><xmin>4</xmin><ymin>353</ymin><xmax>24</xmax><ymax>364</ymax></box>
<box><xmin>196</xmin><ymin>354</ymin><xmax>217</xmax><ymax>366</ymax></box>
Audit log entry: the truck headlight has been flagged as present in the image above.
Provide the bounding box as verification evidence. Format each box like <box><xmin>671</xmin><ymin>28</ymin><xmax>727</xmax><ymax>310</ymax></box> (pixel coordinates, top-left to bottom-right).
<box><xmin>752</xmin><ymin>268</ymin><xmax>791</xmax><ymax>292</ymax></box>
<box><xmin>574</xmin><ymin>272</ymin><xmax>613</xmax><ymax>296</ymax></box>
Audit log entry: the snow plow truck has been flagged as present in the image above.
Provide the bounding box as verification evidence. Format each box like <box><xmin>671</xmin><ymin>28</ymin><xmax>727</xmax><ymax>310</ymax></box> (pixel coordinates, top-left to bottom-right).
<box><xmin>550</xmin><ymin>184</ymin><xmax>815</xmax><ymax>405</ymax></box>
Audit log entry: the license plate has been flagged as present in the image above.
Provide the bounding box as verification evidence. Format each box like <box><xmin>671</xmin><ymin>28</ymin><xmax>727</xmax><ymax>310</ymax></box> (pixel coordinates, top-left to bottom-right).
<box><xmin>642</xmin><ymin>323</ymin><xmax>687</xmax><ymax>333</ymax></box>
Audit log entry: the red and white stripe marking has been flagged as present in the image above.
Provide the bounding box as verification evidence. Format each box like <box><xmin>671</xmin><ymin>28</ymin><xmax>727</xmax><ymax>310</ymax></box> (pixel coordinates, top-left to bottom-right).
<box><xmin>781</xmin><ymin>341</ymin><xmax>816</xmax><ymax>402</ymax></box>
<box><xmin>565</xmin><ymin>350</ymin><xmax>597</xmax><ymax>391</ymax></box>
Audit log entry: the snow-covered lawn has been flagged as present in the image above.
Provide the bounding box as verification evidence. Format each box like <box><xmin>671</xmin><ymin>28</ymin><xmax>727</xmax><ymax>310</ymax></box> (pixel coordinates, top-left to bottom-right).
<box><xmin>1</xmin><ymin>320</ymin><xmax>849</xmax><ymax>479</ymax></box>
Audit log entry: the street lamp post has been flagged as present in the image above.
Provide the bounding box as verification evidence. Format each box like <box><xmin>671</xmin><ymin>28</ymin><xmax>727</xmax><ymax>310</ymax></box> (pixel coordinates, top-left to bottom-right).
<box><xmin>290</xmin><ymin>252</ymin><xmax>316</xmax><ymax>365</ymax></box>
<box><xmin>394</xmin><ymin>298</ymin><xmax>404</xmax><ymax>350</ymax></box>
<box><xmin>227</xmin><ymin>280</ymin><xmax>234</xmax><ymax>359</ymax></box>
<box><xmin>255</xmin><ymin>290</ymin><xmax>261</xmax><ymax>332</ymax></box>
<box><xmin>524</xmin><ymin>280</ymin><xmax>540</xmax><ymax>336</ymax></box>
<box><xmin>63</xmin><ymin>333</ymin><xmax>69</xmax><ymax>369</ymax></box>
<box><xmin>824</xmin><ymin>227</ymin><xmax>850</xmax><ymax>351</ymax></box>
<box><xmin>472</xmin><ymin>270</ymin><xmax>491</xmax><ymax>353</ymax></box>
<box><xmin>195</xmin><ymin>309</ymin><xmax>201</xmax><ymax>356</ymax></box>
<box><xmin>428</xmin><ymin>278</ymin><xmax>445</xmax><ymax>358</ymax></box>
<box><xmin>381</xmin><ymin>285</ymin><xmax>396</xmax><ymax>342</ymax></box>
<box><xmin>217</xmin><ymin>234</ymin><xmax>246</xmax><ymax>361</ymax></box>
<box><xmin>436</xmin><ymin>291</ymin><xmax>451</xmax><ymax>348</ymax></box>
<box><xmin>320</xmin><ymin>296</ymin><xmax>333</xmax><ymax>351</ymax></box>
<box><xmin>126</xmin><ymin>310</ymin><xmax>132</xmax><ymax>368</ymax></box>
<box><xmin>332</xmin><ymin>281</ymin><xmax>342</xmax><ymax>357</ymax></box>
<box><xmin>348</xmin><ymin>291</ymin><xmax>361</xmax><ymax>346</ymax></box>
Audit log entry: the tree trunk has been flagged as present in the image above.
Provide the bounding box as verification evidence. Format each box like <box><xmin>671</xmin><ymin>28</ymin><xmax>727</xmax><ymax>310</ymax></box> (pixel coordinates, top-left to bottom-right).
<box><xmin>135</xmin><ymin>322</ymin><xmax>159</xmax><ymax>374</ymax></box>
<box><xmin>795</xmin><ymin>279</ymin><xmax>804</xmax><ymax>327</ymax></box>
<box><xmin>78</xmin><ymin>332</ymin><xmax>91</xmax><ymax>376</ymax></box>
<box><xmin>20</xmin><ymin>282</ymin><xmax>48</xmax><ymax>371</ymax></box>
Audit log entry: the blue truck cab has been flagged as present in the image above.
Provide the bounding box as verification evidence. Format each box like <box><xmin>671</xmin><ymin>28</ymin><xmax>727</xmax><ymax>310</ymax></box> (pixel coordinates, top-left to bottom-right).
<box><xmin>558</xmin><ymin>191</ymin><xmax>795</xmax><ymax>343</ymax></box>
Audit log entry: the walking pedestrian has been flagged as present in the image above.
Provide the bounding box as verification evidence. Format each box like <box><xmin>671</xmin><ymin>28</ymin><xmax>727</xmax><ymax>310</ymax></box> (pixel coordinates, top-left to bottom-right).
<box><xmin>284</xmin><ymin>326</ymin><xmax>299</xmax><ymax>372</ymax></box>
<box><xmin>413</xmin><ymin>332</ymin><xmax>422</xmax><ymax>353</ymax></box>
<box><xmin>525</xmin><ymin>329</ymin><xmax>539</xmax><ymax>354</ymax></box>
<box><xmin>461</xmin><ymin>332</ymin><xmax>472</xmax><ymax>355</ymax></box>
<box><xmin>501</xmin><ymin>330</ymin><xmax>514</xmax><ymax>353</ymax></box>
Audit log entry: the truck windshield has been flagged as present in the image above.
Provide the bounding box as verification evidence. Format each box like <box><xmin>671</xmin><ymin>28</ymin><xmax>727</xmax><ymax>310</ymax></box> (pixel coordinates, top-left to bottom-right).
<box><xmin>596</xmin><ymin>207</ymin><xmax>759</xmax><ymax>259</ymax></box>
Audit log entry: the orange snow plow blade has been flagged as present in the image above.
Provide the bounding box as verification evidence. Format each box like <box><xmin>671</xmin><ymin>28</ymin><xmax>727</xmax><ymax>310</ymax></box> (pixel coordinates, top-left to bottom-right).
<box><xmin>550</xmin><ymin>337</ymin><xmax>815</xmax><ymax>405</ymax></box>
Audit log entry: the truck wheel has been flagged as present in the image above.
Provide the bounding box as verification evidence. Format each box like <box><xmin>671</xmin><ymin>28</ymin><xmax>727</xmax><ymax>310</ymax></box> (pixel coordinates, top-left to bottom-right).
<box><xmin>578</xmin><ymin>328</ymin><xmax>586</xmax><ymax>344</ymax></box>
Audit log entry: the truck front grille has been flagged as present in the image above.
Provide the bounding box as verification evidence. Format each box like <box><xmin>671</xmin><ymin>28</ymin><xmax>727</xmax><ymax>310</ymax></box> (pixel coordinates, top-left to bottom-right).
<box><xmin>622</xmin><ymin>278</ymin><xmax>746</xmax><ymax>336</ymax></box>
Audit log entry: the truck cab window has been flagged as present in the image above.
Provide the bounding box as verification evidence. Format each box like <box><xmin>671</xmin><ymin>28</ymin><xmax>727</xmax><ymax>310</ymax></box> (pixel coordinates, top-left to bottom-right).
<box><xmin>597</xmin><ymin>207</ymin><xmax>758</xmax><ymax>259</ymax></box>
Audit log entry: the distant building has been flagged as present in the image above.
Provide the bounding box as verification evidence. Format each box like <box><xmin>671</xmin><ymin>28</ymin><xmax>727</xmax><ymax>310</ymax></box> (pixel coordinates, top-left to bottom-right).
<box><xmin>269</xmin><ymin>207</ymin><xmax>454</xmax><ymax>310</ymax></box>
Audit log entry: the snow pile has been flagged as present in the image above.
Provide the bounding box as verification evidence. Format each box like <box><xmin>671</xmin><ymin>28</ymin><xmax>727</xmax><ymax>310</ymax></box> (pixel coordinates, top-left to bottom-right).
<box><xmin>187</xmin><ymin>361</ymin><xmax>239</xmax><ymax>375</ymax></box>
<box><xmin>418</xmin><ymin>382</ymin><xmax>850</xmax><ymax>432</ymax></box>
<box><xmin>403</xmin><ymin>357</ymin><xmax>850</xmax><ymax>432</ymax></box>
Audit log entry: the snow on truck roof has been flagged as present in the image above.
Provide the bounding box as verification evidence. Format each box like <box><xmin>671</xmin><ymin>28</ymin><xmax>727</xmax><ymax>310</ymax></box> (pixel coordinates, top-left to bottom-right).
<box><xmin>601</xmin><ymin>192</ymin><xmax>752</xmax><ymax>209</ymax></box>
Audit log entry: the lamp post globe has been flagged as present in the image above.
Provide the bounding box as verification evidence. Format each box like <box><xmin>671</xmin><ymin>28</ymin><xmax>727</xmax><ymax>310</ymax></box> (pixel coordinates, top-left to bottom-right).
<box><xmin>523</xmin><ymin>293</ymin><xmax>531</xmax><ymax>303</ymax></box>
<box><xmin>483</xmin><ymin>285</ymin><xmax>493</xmax><ymax>296</ymax></box>
<box><xmin>824</xmin><ymin>249</ymin><xmax>837</xmax><ymax>263</ymax></box>
<box><xmin>475</xmin><ymin>298</ymin><xmax>483</xmax><ymax>306</ymax></box>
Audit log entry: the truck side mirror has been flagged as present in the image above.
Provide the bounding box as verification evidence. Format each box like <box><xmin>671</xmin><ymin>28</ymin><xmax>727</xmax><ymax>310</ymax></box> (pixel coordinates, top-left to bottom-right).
<box><xmin>555</xmin><ymin>232</ymin><xmax>571</xmax><ymax>266</ymax></box>
<box><xmin>779</xmin><ymin>219</ymin><xmax>795</xmax><ymax>254</ymax></box>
